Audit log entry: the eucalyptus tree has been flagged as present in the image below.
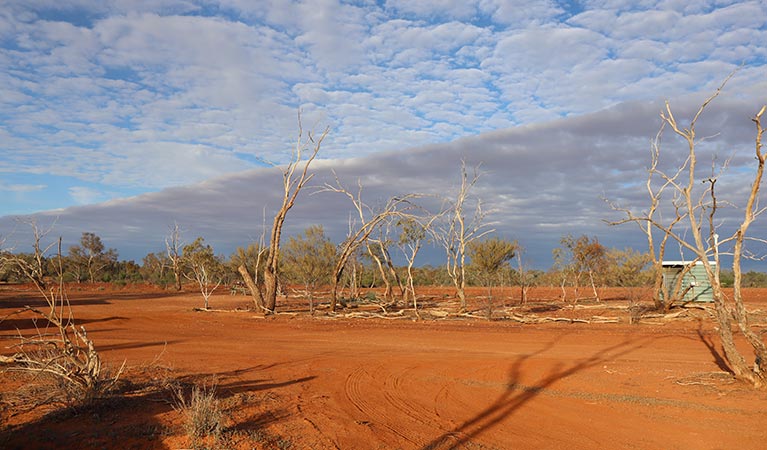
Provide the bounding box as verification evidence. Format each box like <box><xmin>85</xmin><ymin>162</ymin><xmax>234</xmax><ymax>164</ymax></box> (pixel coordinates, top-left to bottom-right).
<box><xmin>282</xmin><ymin>225</ymin><xmax>336</xmax><ymax>314</ymax></box>
<box><xmin>68</xmin><ymin>232</ymin><xmax>118</xmax><ymax>283</ymax></box>
<box><xmin>182</xmin><ymin>237</ymin><xmax>223</xmax><ymax>309</ymax></box>
<box><xmin>321</xmin><ymin>173</ymin><xmax>418</xmax><ymax>311</ymax></box>
<box><xmin>165</xmin><ymin>222</ymin><xmax>184</xmax><ymax>291</ymax></box>
<box><xmin>396</xmin><ymin>216</ymin><xmax>437</xmax><ymax>318</ymax></box>
<box><xmin>553</xmin><ymin>235</ymin><xmax>607</xmax><ymax>302</ymax></box>
<box><xmin>467</xmin><ymin>236</ymin><xmax>517</xmax><ymax>316</ymax></box>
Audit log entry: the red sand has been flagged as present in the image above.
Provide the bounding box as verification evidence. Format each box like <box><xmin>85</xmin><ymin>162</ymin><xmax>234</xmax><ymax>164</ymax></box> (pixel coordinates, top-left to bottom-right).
<box><xmin>1</xmin><ymin>284</ymin><xmax>766</xmax><ymax>449</ymax></box>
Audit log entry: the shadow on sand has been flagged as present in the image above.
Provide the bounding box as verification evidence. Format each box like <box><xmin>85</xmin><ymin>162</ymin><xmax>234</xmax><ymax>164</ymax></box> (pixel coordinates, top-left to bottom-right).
<box><xmin>0</xmin><ymin>365</ymin><xmax>315</xmax><ymax>450</ymax></box>
<box><xmin>421</xmin><ymin>334</ymin><xmax>651</xmax><ymax>450</ymax></box>
<box><xmin>695</xmin><ymin>319</ymin><xmax>731</xmax><ymax>372</ymax></box>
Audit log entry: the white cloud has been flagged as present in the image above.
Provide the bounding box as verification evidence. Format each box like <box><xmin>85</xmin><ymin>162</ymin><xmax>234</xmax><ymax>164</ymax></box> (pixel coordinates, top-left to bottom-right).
<box><xmin>0</xmin><ymin>183</ymin><xmax>47</xmax><ymax>193</ymax></box>
<box><xmin>69</xmin><ymin>186</ymin><xmax>106</xmax><ymax>204</ymax></box>
<box><xmin>487</xmin><ymin>26</ymin><xmax>608</xmax><ymax>75</ymax></box>
<box><xmin>481</xmin><ymin>0</ymin><xmax>565</xmax><ymax>25</ymax></box>
<box><xmin>0</xmin><ymin>0</ymin><xmax>765</xmax><ymax>226</ymax></box>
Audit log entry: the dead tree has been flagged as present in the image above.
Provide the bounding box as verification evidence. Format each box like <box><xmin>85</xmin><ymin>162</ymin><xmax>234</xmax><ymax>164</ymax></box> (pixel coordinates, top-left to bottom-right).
<box><xmin>728</xmin><ymin>106</ymin><xmax>767</xmax><ymax>385</ymax></box>
<box><xmin>322</xmin><ymin>174</ymin><xmax>416</xmax><ymax>311</ymax></box>
<box><xmin>234</xmin><ymin>209</ymin><xmax>268</xmax><ymax>311</ymax></box>
<box><xmin>1</xmin><ymin>222</ymin><xmax>122</xmax><ymax>406</ymax></box>
<box><xmin>610</xmin><ymin>75</ymin><xmax>767</xmax><ymax>386</ymax></box>
<box><xmin>397</xmin><ymin>215</ymin><xmax>438</xmax><ymax>318</ymax></box>
<box><xmin>431</xmin><ymin>161</ymin><xmax>493</xmax><ymax>311</ymax></box>
<box><xmin>606</xmin><ymin>125</ymin><xmax>689</xmax><ymax>311</ymax></box>
<box><xmin>165</xmin><ymin>222</ymin><xmax>184</xmax><ymax>291</ymax></box>
<box><xmin>366</xmin><ymin>231</ymin><xmax>404</xmax><ymax>304</ymax></box>
<box><xmin>239</xmin><ymin>115</ymin><xmax>328</xmax><ymax>313</ymax></box>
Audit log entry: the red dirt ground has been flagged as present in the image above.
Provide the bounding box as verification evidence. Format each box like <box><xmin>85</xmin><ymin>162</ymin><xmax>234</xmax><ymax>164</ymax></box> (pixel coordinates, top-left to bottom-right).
<box><xmin>1</xmin><ymin>283</ymin><xmax>767</xmax><ymax>449</ymax></box>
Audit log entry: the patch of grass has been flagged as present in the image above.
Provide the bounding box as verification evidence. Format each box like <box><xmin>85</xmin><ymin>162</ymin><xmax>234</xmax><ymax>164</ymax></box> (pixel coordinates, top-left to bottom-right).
<box><xmin>173</xmin><ymin>381</ymin><xmax>223</xmax><ymax>445</ymax></box>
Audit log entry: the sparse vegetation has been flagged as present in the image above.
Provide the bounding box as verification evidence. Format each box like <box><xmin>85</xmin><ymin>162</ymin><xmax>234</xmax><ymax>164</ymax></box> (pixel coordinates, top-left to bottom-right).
<box><xmin>282</xmin><ymin>225</ymin><xmax>336</xmax><ymax>314</ymax></box>
<box><xmin>0</xmin><ymin>220</ymin><xmax>123</xmax><ymax>410</ymax></box>
<box><xmin>173</xmin><ymin>381</ymin><xmax>223</xmax><ymax>446</ymax></box>
<box><xmin>467</xmin><ymin>236</ymin><xmax>517</xmax><ymax>318</ymax></box>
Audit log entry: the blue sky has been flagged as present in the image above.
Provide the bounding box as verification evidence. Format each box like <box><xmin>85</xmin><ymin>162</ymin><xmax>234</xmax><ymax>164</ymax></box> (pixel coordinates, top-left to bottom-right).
<box><xmin>2</xmin><ymin>1</ymin><xmax>767</xmax><ymax>266</ymax></box>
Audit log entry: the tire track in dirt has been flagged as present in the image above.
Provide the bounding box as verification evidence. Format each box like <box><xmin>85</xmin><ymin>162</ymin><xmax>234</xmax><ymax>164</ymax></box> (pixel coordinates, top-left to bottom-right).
<box><xmin>345</xmin><ymin>364</ymin><xmax>476</xmax><ymax>448</ymax></box>
<box><xmin>430</xmin><ymin>369</ymin><xmax>488</xmax><ymax>426</ymax></box>
<box><xmin>381</xmin><ymin>366</ymin><xmax>457</xmax><ymax>440</ymax></box>
<box><xmin>345</xmin><ymin>365</ymin><xmax>423</xmax><ymax>447</ymax></box>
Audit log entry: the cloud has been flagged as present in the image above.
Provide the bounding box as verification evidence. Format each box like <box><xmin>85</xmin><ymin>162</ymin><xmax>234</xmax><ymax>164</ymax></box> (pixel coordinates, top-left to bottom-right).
<box><xmin>0</xmin><ymin>183</ymin><xmax>47</xmax><ymax>193</ymax></box>
<box><xmin>3</xmin><ymin>92</ymin><xmax>765</xmax><ymax>270</ymax></box>
<box><xmin>1</xmin><ymin>0</ymin><xmax>766</xmax><ymax>262</ymax></box>
<box><xmin>68</xmin><ymin>186</ymin><xmax>107</xmax><ymax>204</ymax></box>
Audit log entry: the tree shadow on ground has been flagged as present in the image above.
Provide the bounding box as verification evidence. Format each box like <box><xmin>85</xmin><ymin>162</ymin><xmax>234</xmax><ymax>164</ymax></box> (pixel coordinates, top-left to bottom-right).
<box><xmin>0</xmin><ymin>380</ymin><xmax>174</xmax><ymax>450</ymax></box>
<box><xmin>421</xmin><ymin>334</ymin><xmax>651</xmax><ymax>450</ymax></box>
<box><xmin>0</xmin><ymin>296</ymin><xmax>111</xmax><ymax>309</ymax></box>
<box><xmin>695</xmin><ymin>319</ymin><xmax>731</xmax><ymax>372</ymax></box>
<box><xmin>0</xmin><ymin>365</ymin><xmax>316</xmax><ymax>450</ymax></box>
<box><xmin>96</xmin><ymin>339</ymin><xmax>185</xmax><ymax>353</ymax></box>
<box><xmin>0</xmin><ymin>314</ymin><xmax>128</xmax><ymax>333</ymax></box>
<box><xmin>0</xmin><ymin>287</ymin><xmax>189</xmax><ymax>310</ymax></box>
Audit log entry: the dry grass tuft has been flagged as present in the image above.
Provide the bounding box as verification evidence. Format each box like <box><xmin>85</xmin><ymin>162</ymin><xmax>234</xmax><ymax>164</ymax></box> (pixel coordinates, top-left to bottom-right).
<box><xmin>173</xmin><ymin>381</ymin><xmax>223</xmax><ymax>444</ymax></box>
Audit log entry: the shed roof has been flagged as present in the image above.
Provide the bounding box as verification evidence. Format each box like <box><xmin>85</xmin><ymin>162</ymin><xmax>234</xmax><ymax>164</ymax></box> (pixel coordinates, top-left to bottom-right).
<box><xmin>662</xmin><ymin>260</ymin><xmax>715</xmax><ymax>267</ymax></box>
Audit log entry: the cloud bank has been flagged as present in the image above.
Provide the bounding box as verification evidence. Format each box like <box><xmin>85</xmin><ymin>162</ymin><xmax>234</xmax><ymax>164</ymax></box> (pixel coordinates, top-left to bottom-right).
<box><xmin>3</xmin><ymin>91</ymin><xmax>767</xmax><ymax>269</ymax></box>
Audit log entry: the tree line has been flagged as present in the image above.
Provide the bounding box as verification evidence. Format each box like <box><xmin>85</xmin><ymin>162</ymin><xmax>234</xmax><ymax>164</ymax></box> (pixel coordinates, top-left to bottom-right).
<box><xmin>4</xmin><ymin>226</ymin><xmax>767</xmax><ymax>294</ymax></box>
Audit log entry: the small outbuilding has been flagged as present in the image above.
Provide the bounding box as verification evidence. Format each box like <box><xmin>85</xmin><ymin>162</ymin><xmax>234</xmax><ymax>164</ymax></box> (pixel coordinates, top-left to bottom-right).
<box><xmin>661</xmin><ymin>261</ymin><xmax>716</xmax><ymax>303</ymax></box>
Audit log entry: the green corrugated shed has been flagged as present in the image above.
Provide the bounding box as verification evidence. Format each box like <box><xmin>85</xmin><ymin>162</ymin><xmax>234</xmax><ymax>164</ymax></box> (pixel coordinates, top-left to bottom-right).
<box><xmin>661</xmin><ymin>261</ymin><xmax>715</xmax><ymax>303</ymax></box>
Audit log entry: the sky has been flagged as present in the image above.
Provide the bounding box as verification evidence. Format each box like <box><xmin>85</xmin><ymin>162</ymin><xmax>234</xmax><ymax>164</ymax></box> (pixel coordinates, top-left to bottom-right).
<box><xmin>1</xmin><ymin>0</ymin><xmax>767</xmax><ymax>269</ymax></box>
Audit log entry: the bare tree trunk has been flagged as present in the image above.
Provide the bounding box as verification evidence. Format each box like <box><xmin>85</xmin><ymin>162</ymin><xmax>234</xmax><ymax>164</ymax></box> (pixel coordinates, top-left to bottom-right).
<box><xmin>349</xmin><ymin>260</ymin><xmax>359</xmax><ymax>300</ymax></box>
<box><xmin>263</xmin><ymin>267</ymin><xmax>278</xmax><ymax>312</ymax></box>
<box><xmin>729</xmin><ymin>106</ymin><xmax>767</xmax><ymax>382</ymax></box>
<box><xmin>712</xmin><ymin>294</ymin><xmax>753</xmax><ymax>380</ymax></box>
<box><xmin>588</xmin><ymin>270</ymin><xmax>600</xmax><ymax>302</ymax></box>
<box><xmin>560</xmin><ymin>274</ymin><xmax>567</xmax><ymax>302</ymax></box>
<box><xmin>520</xmin><ymin>284</ymin><xmax>528</xmax><ymax>305</ymax></box>
<box><xmin>385</xmin><ymin>253</ymin><xmax>405</xmax><ymax>302</ymax></box>
<box><xmin>238</xmin><ymin>264</ymin><xmax>265</xmax><ymax>312</ymax></box>
<box><xmin>458</xmin><ymin>251</ymin><xmax>467</xmax><ymax>310</ymax></box>
<box><xmin>252</xmin><ymin>117</ymin><xmax>327</xmax><ymax>313</ymax></box>
<box><xmin>88</xmin><ymin>255</ymin><xmax>96</xmax><ymax>284</ymax></box>
<box><xmin>331</xmin><ymin>269</ymin><xmax>344</xmax><ymax>310</ymax></box>
<box><xmin>432</xmin><ymin>161</ymin><xmax>493</xmax><ymax>314</ymax></box>
<box><xmin>370</xmin><ymin>249</ymin><xmax>391</xmax><ymax>300</ymax></box>
<box><xmin>165</xmin><ymin>223</ymin><xmax>185</xmax><ymax>291</ymax></box>
<box><xmin>407</xmin><ymin>264</ymin><xmax>418</xmax><ymax>317</ymax></box>
<box><xmin>651</xmin><ymin>262</ymin><xmax>665</xmax><ymax>311</ymax></box>
<box><xmin>516</xmin><ymin>249</ymin><xmax>529</xmax><ymax>305</ymax></box>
